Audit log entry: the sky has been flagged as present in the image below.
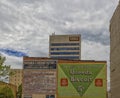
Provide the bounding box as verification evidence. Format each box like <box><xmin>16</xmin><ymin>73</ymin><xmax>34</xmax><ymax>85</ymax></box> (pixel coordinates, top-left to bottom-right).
<box><xmin>0</xmin><ymin>0</ymin><xmax>119</xmax><ymax>89</ymax></box>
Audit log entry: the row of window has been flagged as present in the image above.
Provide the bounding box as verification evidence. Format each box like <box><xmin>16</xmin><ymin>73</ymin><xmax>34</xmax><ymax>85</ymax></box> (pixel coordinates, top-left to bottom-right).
<box><xmin>50</xmin><ymin>52</ymin><xmax>79</xmax><ymax>55</ymax></box>
<box><xmin>24</xmin><ymin>64</ymin><xmax>56</xmax><ymax>69</ymax></box>
<box><xmin>51</xmin><ymin>43</ymin><xmax>79</xmax><ymax>46</ymax></box>
<box><xmin>10</xmin><ymin>79</ymin><xmax>21</xmax><ymax>81</ymax></box>
<box><xmin>51</xmin><ymin>56</ymin><xmax>79</xmax><ymax>59</ymax></box>
<box><xmin>50</xmin><ymin>47</ymin><xmax>79</xmax><ymax>50</ymax></box>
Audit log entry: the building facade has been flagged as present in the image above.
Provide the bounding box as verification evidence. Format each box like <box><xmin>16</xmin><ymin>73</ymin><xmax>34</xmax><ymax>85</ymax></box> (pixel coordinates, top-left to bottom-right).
<box><xmin>49</xmin><ymin>34</ymin><xmax>81</xmax><ymax>60</ymax></box>
<box><xmin>23</xmin><ymin>57</ymin><xmax>57</xmax><ymax>98</ymax></box>
<box><xmin>22</xmin><ymin>56</ymin><xmax>107</xmax><ymax>98</ymax></box>
<box><xmin>110</xmin><ymin>1</ymin><xmax>120</xmax><ymax>98</ymax></box>
<box><xmin>9</xmin><ymin>69</ymin><xmax>23</xmax><ymax>91</ymax></box>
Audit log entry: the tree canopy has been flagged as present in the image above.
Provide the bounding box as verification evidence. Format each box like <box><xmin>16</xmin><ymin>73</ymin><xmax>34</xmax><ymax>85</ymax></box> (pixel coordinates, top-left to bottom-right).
<box><xmin>0</xmin><ymin>86</ymin><xmax>14</xmax><ymax>98</ymax></box>
<box><xmin>17</xmin><ymin>84</ymin><xmax>22</xmax><ymax>98</ymax></box>
<box><xmin>0</xmin><ymin>55</ymin><xmax>11</xmax><ymax>81</ymax></box>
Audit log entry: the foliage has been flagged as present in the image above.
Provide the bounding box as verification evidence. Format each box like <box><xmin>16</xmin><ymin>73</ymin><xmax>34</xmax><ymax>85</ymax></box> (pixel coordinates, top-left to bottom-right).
<box><xmin>17</xmin><ymin>84</ymin><xmax>22</xmax><ymax>98</ymax></box>
<box><xmin>0</xmin><ymin>55</ymin><xmax>11</xmax><ymax>81</ymax></box>
<box><xmin>0</xmin><ymin>86</ymin><xmax>14</xmax><ymax>98</ymax></box>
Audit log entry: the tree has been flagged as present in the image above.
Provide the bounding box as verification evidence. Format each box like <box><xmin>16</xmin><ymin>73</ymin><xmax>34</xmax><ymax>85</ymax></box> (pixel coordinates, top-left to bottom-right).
<box><xmin>1</xmin><ymin>86</ymin><xmax>14</xmax><ymax>98</ymax></box>
<box><xmin>17</xmin><ymin>84</ymin><xmax>22</xmax><ymax>98</ymax></box>
<box><xmin>0</xmin><ymin>55</ymin><xmax>11</xmax><ymax>82</ymax></box>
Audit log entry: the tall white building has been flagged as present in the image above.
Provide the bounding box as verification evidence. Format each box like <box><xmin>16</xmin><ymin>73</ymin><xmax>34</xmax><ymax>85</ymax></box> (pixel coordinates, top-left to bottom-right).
<box><xmin>49</xmin><ymin>34</ymin><xmax>81</xmax><ymax>60</ymax></box>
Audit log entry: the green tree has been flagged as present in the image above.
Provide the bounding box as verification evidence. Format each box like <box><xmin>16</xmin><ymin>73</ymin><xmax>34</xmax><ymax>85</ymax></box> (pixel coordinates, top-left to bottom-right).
<box><xmin>1</xmin><ymin>86</ymin><xmax>14</xmax><ymax>98</ymax></box>
<box><xmin>0</xmin><ymin>55</ymin><xmax>11</xmax><ymax>81</ymax></box>
<box><xmin>17</xmin><ymin>84</ymin><xmax>22</xmax><ymax>98</ymax></box>
<box><xmin>0</xmin><ymin>55</ymin><xmax>15</xmax><ymax>98</ymax></box>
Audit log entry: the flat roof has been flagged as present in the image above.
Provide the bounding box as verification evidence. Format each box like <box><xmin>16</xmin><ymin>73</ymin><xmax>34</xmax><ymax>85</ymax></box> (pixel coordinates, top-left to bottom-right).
<box><xmin>23</xmin><ymin>56</ymin><xmax>106</xmax><ymax>63</ymax></box>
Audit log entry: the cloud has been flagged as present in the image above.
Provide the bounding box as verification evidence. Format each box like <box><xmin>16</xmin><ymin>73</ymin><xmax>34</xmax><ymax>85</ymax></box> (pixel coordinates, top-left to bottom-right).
<box><xmin>81</xmin><ymin>40</ymin><xmax>109</xmax><ymax>60</ymax></box>
<box><xmin>0</xmin><ymin>52</ymin><xmax>22</xmax><ymax>69</ymax></box>
<box><xmin>0</xmin><ymin>0</ymin><xmax>119</xmax><ymax>83</ymax></box>
<box><xmin>81</xmin><ymin>40</ymin><xmax>110</xmax><ymax>90</ymax></box>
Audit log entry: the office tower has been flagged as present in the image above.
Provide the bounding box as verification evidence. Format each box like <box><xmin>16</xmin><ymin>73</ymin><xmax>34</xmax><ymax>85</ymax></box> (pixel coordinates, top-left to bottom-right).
<box><xmin>110</xmin><ymin>1</ymin><xmax>120</xmax><ymax>98</ymax></box>
<box><xmin>49</xmin><ymin>34</ymin><xmax>81</xmax><ymax>60</ymax></box>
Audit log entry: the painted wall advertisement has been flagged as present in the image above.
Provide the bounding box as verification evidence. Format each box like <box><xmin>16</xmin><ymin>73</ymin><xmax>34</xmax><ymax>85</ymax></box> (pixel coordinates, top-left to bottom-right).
<box><xmin>58</xmin><ymin>63</ymin><xmax>107</xmax><ymax>98</ymax></box>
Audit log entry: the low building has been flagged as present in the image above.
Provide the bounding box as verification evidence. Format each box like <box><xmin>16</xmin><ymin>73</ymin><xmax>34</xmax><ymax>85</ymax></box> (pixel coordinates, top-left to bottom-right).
<box><xmin>9</xmin><ymin>69</ymin><xmax>23</xmax><ymax>91</ymax></box>
<box><xmin>22</xmin><ymin>56</ymin><xmax>107</xmax><ymax>98</ymax></box>
<box><xmin>23</xmin><ymin>57</ymin><xmax>57</xmax><ymax>98</ymax></box>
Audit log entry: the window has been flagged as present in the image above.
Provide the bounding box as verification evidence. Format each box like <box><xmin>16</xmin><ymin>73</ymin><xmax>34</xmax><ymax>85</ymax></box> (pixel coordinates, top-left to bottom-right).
<box><xmin>46</xmin><ymin>95</ymin><xmax>49</xmax><ymax>98</ymax></box>
<box><xmin>51</xmin><ymin>43</ymin><xmax>79</xmax><ymax>46</ymax></box>
<box><xmin>46</xmin><ymin>95</ymin><xmax>55</xmax><ymax>98</ymax></box>
<box><xmin>24</xmin><ymin>61</ymin><xmax>57</xmax><ymax>69</ymax></box>
<box><xmin>50</xmin><ymin>52</ymin><xmax>79</xmax><ymax>55</ymax></box>
<box><xmin>24</xmin><ymin>97</ymin><xmax>32</xmax><ymax>98</ymax></box>
<box><xmin>51</xmin><ymin>56</ymin><xmax>79</xmax><ymax>59</ymax></box>
<box><xmin>51</xmin><ymin>47</ymin><xmax>79</xmax><ymax>50</ymax></box>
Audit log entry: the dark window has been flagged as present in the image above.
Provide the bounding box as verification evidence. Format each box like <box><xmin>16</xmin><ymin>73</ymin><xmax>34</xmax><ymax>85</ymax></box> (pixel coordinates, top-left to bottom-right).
<box><xmin>51</xmin><ymin>47</ymin><xmax>79</xmax><ymax>50</ymax></box>
<box><xmin>51</xmin><ymin>56</ymin><xmax>79</xmax><ymax>60</ymax></box>
<box><xmin>46</xmin><ymin>95</ymin><xmax>55</xmax><ymax>98</ymax></box>
<box><xmin>24</xmin><ymin>97</ymin><xmax>32</xmax><ymax>98</ymax></box>
<box><xmin>50</xmin><ymin>95</ymin><xmax>55</xmax><ymax>98</ymax></box>
<box><xmin>24</xmin><ymin>61</ymin><xmax>57</xmax><ymax>69</ymax></box>
<box><xmin>51</xmin><ymin>43</ymin><xmax>79</xmax><ymax>46</ymax></box>
<box><xmin>50</xmin><ymin>52</ymin><xmax>79</xmax><ymax>55</ymax></box>
<box><xmin>46</xmin><ymin>95</ymin><xmax>49</xmax><ymax>98</ymax></box>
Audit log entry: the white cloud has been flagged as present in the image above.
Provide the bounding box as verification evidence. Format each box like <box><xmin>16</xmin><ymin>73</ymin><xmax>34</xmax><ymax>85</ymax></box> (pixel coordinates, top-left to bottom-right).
<box><xmin>1</xmin><ymin>53</ymin><xmax>23</xmax><ymax>69</ymax></box>
<box><xmin>0</xmin><ymin>0</ymin><xmax>119</xmax><ymax>89</ymax></box>
<box><xmin>81</xmin><ymin>40</ymin><xmax>109</xmax><ymax>60</ymax></box>
<box><xmin>81</xmin><ymin>40</ymin><xmax>110</xmax><ymax>90</ymax></box>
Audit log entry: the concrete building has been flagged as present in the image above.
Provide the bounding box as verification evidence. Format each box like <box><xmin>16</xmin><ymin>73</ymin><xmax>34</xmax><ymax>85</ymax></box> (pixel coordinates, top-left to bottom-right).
<box><xmin>9</xmin><ymin>69</ymin><xmax>23</xmax><ymax>91</ymax></box>
<box><xmin>49</xmin><ymin>34</ymin><xmax>81</xmax><ymax>60</ymax></box>
<box><xmin>110</xmin><ymin>1</ymin><xmax>120</xmax><ymax>98</ymax></box>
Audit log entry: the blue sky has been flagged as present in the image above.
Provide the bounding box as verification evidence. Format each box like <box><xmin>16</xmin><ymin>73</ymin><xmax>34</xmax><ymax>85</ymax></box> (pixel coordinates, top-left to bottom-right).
<box><xmin>0</xmin><ymin>48</ymin><xmax>27</xmax><ymax>57</ymax></box>
<box><xmin>0</xmin><ymin>0</ymin><xmax>119</xmax><ymax>89</ymax></box>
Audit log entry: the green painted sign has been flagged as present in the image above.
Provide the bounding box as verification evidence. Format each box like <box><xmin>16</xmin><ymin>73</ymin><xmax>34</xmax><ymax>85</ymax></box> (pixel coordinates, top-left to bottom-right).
<box><xmin>58</xmin><ymin>63</ymin><xmax>107</xmax><ymax>98</ymax></box>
